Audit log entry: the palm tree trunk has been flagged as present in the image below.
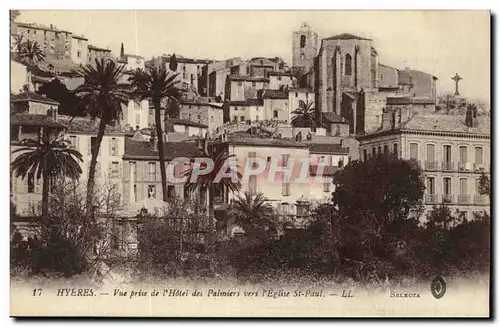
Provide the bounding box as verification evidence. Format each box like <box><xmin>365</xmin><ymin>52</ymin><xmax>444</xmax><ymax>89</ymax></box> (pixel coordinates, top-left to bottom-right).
<box><xmin>154</xmin><ymin>103</ymin><xmax>168</xmax><ymax>202</ymax></box>
<box><xmin>41</xmin><ymin>167</ymin><xmax>49</xmax><ymax>218</ymax></box>
<box><xmin>86</xmin><ymin>119</ymin><xmax>106</xmax><ymax>219</ymax></box>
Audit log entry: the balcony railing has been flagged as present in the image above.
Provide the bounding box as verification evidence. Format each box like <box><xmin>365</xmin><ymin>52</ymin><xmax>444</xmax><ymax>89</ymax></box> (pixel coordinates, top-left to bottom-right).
<box><xmin>474</xmin><ymin>194</ymin><xmax>488</xmax><ymax>205</ymax></box>
<box><xmin>425</xmin><ymin>194</ymin><xmax>439</xmax><ymax>204</ymax></box>
<box><xmin>442</xmin><ymin>194</ymin><xmax>454</xmax><ymax>203</ymax></box>
<box><xmin>425</xmin><ymin>161</ymin><xmax>438</xmax><ymax>171</ymax></box>
<box><xmin>458</xmin><ymin>194</ymin><xmax>470</xmax><ymax>205</ymax></box>
<box><xmin>441</xmin><ymin>161</ymin><xmax>454</xmax><ymax>171</ymax></box>
<box><xmin>474</xmin><ymin>163</ymin><xmax>487</xmax><ymax>172</ymax></box>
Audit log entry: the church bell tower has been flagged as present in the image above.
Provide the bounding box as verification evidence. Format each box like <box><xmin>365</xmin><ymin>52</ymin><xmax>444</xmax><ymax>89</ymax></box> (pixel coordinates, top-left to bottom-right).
<box><xmin>292</xmin><ymin>22</ymin><xmax>318</xmax><ymax>76</ymax></box>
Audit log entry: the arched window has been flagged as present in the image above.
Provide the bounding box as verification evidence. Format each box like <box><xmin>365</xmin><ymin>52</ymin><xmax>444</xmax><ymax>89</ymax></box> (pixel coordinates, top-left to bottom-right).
<box><xmin>300</xmin><ymin>35</ymin><xmax>306</xmax><ymax>48</ymax></box>
<box><xmin>345</xmin><ymin>54</ymin><xmax>352</xmax><ymax>76</ymax></box>
<box><xmin>300</xmin><ymin>53</ymin><xmax>305</xmax><ymax>60</ymax></box>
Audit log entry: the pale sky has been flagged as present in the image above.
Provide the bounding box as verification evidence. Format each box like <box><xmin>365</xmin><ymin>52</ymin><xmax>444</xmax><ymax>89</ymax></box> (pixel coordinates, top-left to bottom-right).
<box><xmin>18</xmin><ymin>10</ymin><xmax>490</xmax><ymax>102</ymax></box>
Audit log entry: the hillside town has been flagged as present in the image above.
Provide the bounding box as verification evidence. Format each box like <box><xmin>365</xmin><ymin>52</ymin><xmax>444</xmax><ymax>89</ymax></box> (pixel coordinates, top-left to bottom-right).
<box><xmin>9</xmin><ymin>12</ymin><xmax>491</xmax><ymax>284</ymax></box>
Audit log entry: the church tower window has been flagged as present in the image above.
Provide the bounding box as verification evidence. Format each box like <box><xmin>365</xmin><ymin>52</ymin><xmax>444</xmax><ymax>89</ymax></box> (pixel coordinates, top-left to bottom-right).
<box><xmin>300</xmin><ymin>35</ymin><xmax>306</xmax><ymax>48</ymax></box>
<box><xmin>345</xmin><ymin>54</ymin><xmax>352</xmax><ymax>76</ymax></box>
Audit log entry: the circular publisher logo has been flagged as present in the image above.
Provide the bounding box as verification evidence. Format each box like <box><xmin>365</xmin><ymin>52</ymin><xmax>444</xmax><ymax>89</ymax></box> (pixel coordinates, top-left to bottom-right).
<box><xmin>431</xmin><ymin>276</ymin><xmax>446</xmax><ymax>299</ymax></box>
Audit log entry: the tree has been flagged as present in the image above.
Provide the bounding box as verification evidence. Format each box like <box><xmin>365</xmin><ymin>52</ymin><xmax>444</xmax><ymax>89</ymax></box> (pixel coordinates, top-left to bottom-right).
<box><xmin>16</xmin><ymin>40</ymin><xmax>45</xmax><ymax>67</ymax></box>
<box><xmin>169</xmin><ymin>54</ymin><xmax>178</xmax><ymax>72</ymax></box>
<box><xmin>128</xmin><ymin>66</ymin><xmax>182</xmax><ymax>201</ymax></box>
<box><xmin>73</xmin><ymin>58</ymin><xmax>129</xmax><ymax>217</ymax></box>
<box><xmin>478</xmin><ymin>172</ymin><xmax>491</xmax><ymax>201</ymax></box>
<box><xmin>228</xmin><ymin>192</ymin><xmax>277</xmax><ymax>241</ymax></box>
<box><xmin>291</xmin><ymin>100</ymin><xmax>316</xmax><ymax>128</ymax></box>
<box><xmin>11</xmin><ymin>133</ymin><xmax>83</xmax><ymax>218</ymax></box>
<box><xmin>37</xmin><ymin>78</ymin><xmax>84</xmax><ymax>117</ymax></box>
<box><xmin>183</xmin><ymin>146</ymin><xmax>242</xmax><ymax>249</ymax></box>
<box><xmin>120</xmin><ymin>42</ymin><xmax>124</xmax><ymax>59</ymax></box>
<box><xmin>12</xmin><ymin>34</ymin><xmax>24</xmax><ymax>53</ymax></box>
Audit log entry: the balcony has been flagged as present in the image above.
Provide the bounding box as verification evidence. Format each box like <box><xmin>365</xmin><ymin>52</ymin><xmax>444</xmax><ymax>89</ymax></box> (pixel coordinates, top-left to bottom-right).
<box><xmin>458</xmin><ymin>194</ymin><xmax>470</xmax><ymax>205</ymax></box>
<box><xmin>441</xmin><ymin>161</ymin><xmax>454</xmax><ymax>172</ymax></box>
<box><xmin>425</xmin><ymin>194</ymin><xmax>439</xmax><ymax>204</ymax></box>
<box><xmin>474</xmin><ymin>163</ymin><xmax>487</xmax><ymax>172</ymax></box>
<box><xmin>442</xmin><ymin>194</ymin><xmax>454</xmax><ymax>204</ymax></box>
<box><xmin>474</xmin><ymin>194</ymin><xmax>489</xmax><ymax>205</ymax></box>
<box><xmin>424</xmin><ymin>161</ymin><xmax>438</xmax><ymax>171</ymax></box>
<box><xmin>458</xmin><ymin>162</ymin><xmax>473</xmax><ymax>172</ymax></box>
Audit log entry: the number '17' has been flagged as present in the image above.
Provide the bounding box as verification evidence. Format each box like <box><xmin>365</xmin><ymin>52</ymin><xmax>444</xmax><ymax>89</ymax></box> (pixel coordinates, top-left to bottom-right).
<box><xmin>32</xmin><ymin>288</ymin><xmax>42</xmax><ymax>296</ymax></box>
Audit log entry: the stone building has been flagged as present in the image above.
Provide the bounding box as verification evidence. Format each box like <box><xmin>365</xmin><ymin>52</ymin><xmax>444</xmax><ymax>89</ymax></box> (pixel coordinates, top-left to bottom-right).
<box><xmin>70</xmin><ymin>34</ymin><xmax>89</xmax><ymax>65</ymax></box>
<box><xmin>357</xmin><ymin>106</ymin><xmax>490</xmax><ymax>221</ymax></box>
<box><xmin>16</xmin><ymin>22</ymin><xmax>73</xmax><ymax>59</ymax></box>
<box><xmin>292</xmin><ymin>22</ymin><xmax>319</xmax><ymax>76</ymax></box>
<box><xmin>179</xmin><ymin>99</ymin><xmax>224</xmax><ymax>135</ymax></box>
<box><xmin>87</xmin><ymin>44</ymin><xmax>112</xmax><ymax>63</ymax></box>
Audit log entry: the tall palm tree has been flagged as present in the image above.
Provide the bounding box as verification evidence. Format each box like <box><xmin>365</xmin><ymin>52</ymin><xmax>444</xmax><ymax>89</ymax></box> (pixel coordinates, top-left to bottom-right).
<box><xmin>16</xmin><ymin>40</ymin><xmax>45</xmax><ymax>67</ymax></box>
<box><xmin>129</xmin><ymin>66</ymin><xmax>182</xmax><ymax>202</ymax></box>
<box><xmin>291</xmin><ymin>100</ymin><xmax>316</xmax><ymax>128</ymax></box>
<box><xmin>73</xmin><ymin>58</ymin><xmax>130</xmax><ymax>217</ymax></box>
<box><xmin>11</xmin><ymin>133</ymin><xmax>83</xmax><ymax>217</ymax></box>
<box><xmin>12</xmin><ymin>34</ymin><xmax>24</xmax><ymax>54</ymax></box>
<box><xmin>229</xmin><ymin>192</ymin><xmax>277</xmax><ymax>241</ymax></box>
<box><xmin>183</xmin><ymin>146</ymin><xmax>242</xmax><ymax>248</ymax></box>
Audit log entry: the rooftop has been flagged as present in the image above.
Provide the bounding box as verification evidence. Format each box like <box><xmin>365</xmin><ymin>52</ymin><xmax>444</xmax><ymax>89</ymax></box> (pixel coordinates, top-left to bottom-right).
<box><xmin>262</xmin><ymin>90</ymin><xmax>288</xmax><ymax>100</ymax></box>
<box><xmin>10</xmin><ymin>92</ymin><xmax>59</xmax><ymax>106</ymax></box>
<box><xmin>309</xmin><ymin>165</ymin><xmax>341</xmax><ymax>177</ymax></box>
<box><xmin>324</xmin><ymin>33</ymin><xmax>372</xmax><ymax>41</ymax></box>
<box><xmin>170</xmin><ymin>118</ymin><xmax>208</xmax><ymax>128</ymax></box>
<box><xmin>267</xmin><ymin>71</ymin><xmax>295</xmax><ymax>77</ymax></box>
<box><xmin>229</xmin><ymin>99</ymin><xmax>263</xmax><ymax>106</ymax></box>
<box><xmin>16</xmin><ymin>22</ymin><xmax>72</xmax><ymax>34</ymax></box>
<box><xmin>58</xmin><ymin>117</ymin><xmax>128</xmax><ymax>134</ymax></box>
<box><xmin>359</xmin><ymin>114</ymin><xmax>490</xmax><ymax>139</ymax></box>
<box><xmin>306</xmin><ymin>142</ymin><xmax>349</xmax><ymax>154</ymax></box>
<box><xmin>322</xmin><ymin>112</ymin><xmax>348</xmax><ymax>124</ymax></box>
<box><xmin>228</xmin><ymin>75</ymin><xmax>269</xmax><ymax>83</ymax></box>
<box><xmin>11</xmin><ymin>114</ymin><xmax>65</xmax><ymax>129</ymax></box>
<box><xmin>88</xmin><ymin>44</ymin><xmax>111</xmax><ymax>52</ymax></box>
<box><xmin>289</xmin><ymin>87</ymin><xmax>313</xmax><ymax>93</ymax></box>
<box><xmin>124</xmin><ymin>138</ymin><xmax>203</xmax><ymax>160</ymax></box>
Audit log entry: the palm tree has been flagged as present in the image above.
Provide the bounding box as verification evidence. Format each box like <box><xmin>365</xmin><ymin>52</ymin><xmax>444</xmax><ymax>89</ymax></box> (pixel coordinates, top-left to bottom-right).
<box><xmin>291</xmin><ymin>100</ymin><xmax>316</xmax><ymax>128</ymax></box>
<box><xmin>16</xmin><ymin>40</ymin><xmax>45</xmax><ymax>67</ymax></box>
<box><xmin>129</xmin><ymin>66</ymin><xmax>182</xmax><ymax>202</ymax></box>
<box><xmin>11</xmin><ymin>133</ymin><xmax>83</xmax><ymax>218</ymax></box>
<box><xmin>74</xmin><ymin>58</ymin><xmax>130</xmax><ymax>217</ymax></box>
<box><xmin>12</xmin><ymin>34</ymin><xmax>24</xmax><ymax>53</ymax></box>
<box><xmin>228</xmin><ymin>192</ymin><xmax>277</xmax><ymax>241</ymax></box>
<box><xmin>183</xmin><ymin>145</ymin><xmax>242</xmax><ymax>248</ymax></box>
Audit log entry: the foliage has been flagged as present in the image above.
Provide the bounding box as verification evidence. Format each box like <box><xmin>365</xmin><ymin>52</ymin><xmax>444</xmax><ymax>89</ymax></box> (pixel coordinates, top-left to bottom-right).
<box><xmin>37</xmin><ymin>78</ymin><xmax>85</xmax><ymax>117</ymax></box>
<box><xmin>16</xmin><ymin>40</ymin><xmax>46</xmax><ymax>67</ymax></box>
<box><xmin>169</xmin><ymin>54</ymin><xmax>178</xmax><ymax>72</ymax></box>
<box><xmin>291</xmin><ymin>100</ymin><xmax>316</xmax><ymax>128</ymax></box>
<box><xmin>478</xmin><ymin>172</ymin><xmax>491</xmax><ymax>200</ymax></box>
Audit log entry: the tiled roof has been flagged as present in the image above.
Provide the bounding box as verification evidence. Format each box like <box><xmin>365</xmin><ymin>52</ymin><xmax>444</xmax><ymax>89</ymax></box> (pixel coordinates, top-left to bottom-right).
<box><xmin>229</xmin><ymin>99</ymin><xmax>263</xmax><ymax>106</ymax></box>
<box><xmin>170</xmin><ymin>118</ymin><xmax>208</xmax><ymax>128</ymax></box>
<box><xmin>386</xmin><ymin>97</ymin><xmax>436</xmax><ymax>105</ymax></box>
<box><xmin>123</xmin><ymin>138</ymin><xmax>203</xmax><ymax>160</ymax></box>
<box><xmin>289</xmin><ymin>87</ymin><xmax>313</xmax><ymax>93</ymax></box>
<box><xmin>58</xmin><ymin>117</ymin><xmax>128</xmax><ymax>134</ymax></box>
<box><xmin>309</xmin><ymin>165</ymin><xmax>341</xmax><ymax>177</ymax></box>
<box><xmin>262</xmin><ymin>90</ymin><xmax>288</xmax><ymax>99</ymax></box>
<box><xmin>16</xmin><ymin>22</ymin><xmax>71</xmax><ymax>34</ymax></box>
<box><xmin>161</xmin><ymin>55</ymin><xmax>211</xmax><ymax>64</ymax></box>
<box><xmin>267</xmin><ymin>71</ymin><xmax>294</xmax><ymax>77</ymax></box>
<box><xmin>225</xmin><ymin>135</ymin><xmax>309</xmax><ymax>148</ymax></box>
<box><xmin>307</xmin><ymin>143</ymin><xmax>349</xmax><ymax>154</ymax></box>
<box><xmin>228</xmin><ymin>75</ymin><xmax>269</xmax><ymax>82</ymax></box>
<box><xmin>88</xmin><ymin>45</ymin><xmax>111</xmax><ymax>52</ymax></box>
<box><xmin>322</xmin><ymin>112</ymin><xmax>348</xmax><ymax>124</ymax></box>
<box><xmin>72</xmin><ymin>35</ymin><xmax>88</xmax><ymax>40</ymax></box>
<box><xmin>324</xmin><ymin>33</ymin><xmax>372</xmax><ymax>41</ymax></box>
<box><xmin>359</xmin><ymin>114</ymin><xmax>490</xmax><ymax>139</ymax></box>
<box><xmin>398</xmin><ymin>69</ymin><xmax>438</xmax><ymax>85</ymax></box>
<box><xmin>180</xmin><ymin>99</ymin><xmax>223</xmax><ymax>108</ymax></box>
<box><xmin>10</xmin><ymin>92</ymin><xmax>59</xmax><ymax>106</ymax></box>
<box><xmin>11</xmin><ymin>114</ymin><xmax>65</xmax><ymax>128</ymax></box>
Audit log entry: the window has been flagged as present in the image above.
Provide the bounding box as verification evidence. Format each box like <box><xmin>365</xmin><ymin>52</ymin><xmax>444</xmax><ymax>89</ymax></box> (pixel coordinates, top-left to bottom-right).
<box><xmin>460</xmin><ymin>178</ymin><xmax>468</xmax><ymax>195</ymax></box>
<box><xmin>372</xmin><ymin>147</ymin><xmax>376</xmax><ymax>157</ymax></box>
<box><xmin>295</xmin><ymin>92</ymin><xmax>298</xmax><ymax>97</ymax></box>
<box><xmin>28</xmin><ymin>173</ymin><xmax>35</xmax><ymax>193</ymax></box>
<box><xmin>459</xmin><ymin>146</ymin><xmax>467</xmax><ymax>163</ymax></box>
<box><xmin>135</xmin><ymin>113</ymin><xmax>140</xmax><ymax>125</ymax></box>
<box><xmin>300</xmin><ymin>35</ymin><xmax>306</xmax><ymax>48</ymax></box>
<box><xmin>167</xmin><ymin>185</ymin><xmax>176</xmax><ymax>198</ymax></box>
<box><xmin>182</xmin><ymin>66</ymin><xmax>186</xmax><ymax>79</ymax></box>
<box><xmin>282</xmin><ymin>178</ymin><xmax>290</xmax><ymax>196</ymax></box>
<box><xmin>147</xmin><ymin>185</ymin><xmax>156</xmax><ymax>199</ymax></box>
<box><xmin>443</xmin><ymin>145</ymin><xmax>452</xmax><ymax>163</ymax></box>
<box><xmin>475</xmin><ymin>178</ymin><xmax>481</xmax><ymax>194</ymax></box>
<box><xmin>133</xmin><ymin>184</ymin><xmax>138</xmax><ymax>202</ymax></box>
<box><xmin>377</xmin><ymin>146</ymin><xmax>381</xmax><ymax>155</ymax></box>
<box><xmin>443</xmin><ymin>177</ymin><xmax>452</xmax><ymax>195</ymax></box>
<box><xmin>475</xmin><ymin>147</ymin><xmax>483</xmax><ymax>164</ymax></box>
<box><xmin>260</xmin><ymin>60</ymin><xmax>263</xmax><ymax>65</ymax></box>
<box><xmin>90</xmin><ymin>137</ymin><xmax>98</xmax><ymax>155</ymax></box>
<box><xmin>256</xmin><ymin>115</ymin><xmax>259</xmax><ymax>121</ymax></box>
<box><xmin>69</xmin><ymin>136</ymin><xmax>77</xmax><ymax>149</ymax></box>
<box><xmin>246</xmin><ymin>67</ymin><xmax>250</xmax><ymax>75</ymax></box>
<box><xmin>426</xmin><ymin>177</ymin><xmax>435</xmax><ymax>194</ymax></box>
<box><xmin>238</xmin><ymin>81</ymin><xmax>243</xmax><ymax>86</ymax></box>
<box><xmin>345</xmin><ymin>54</ymin><xmax>352</xmax><ymax>76</ymax></box>
<box><xmin>393</xmin><ymin>144</ymin><xmax>398</xmax><ymax>158</ymax></box>
<box><xmin>300</xmin><ymin>53</ymin><xmax>305</xmax><ymax>60</ymax></box>
<box><xmin>130</xmin><ymin>162</ymin><xmax>137</xmax><ymax>181</ymax></box>
<box><xmin>234</xmin><ymin>107</ymin><xmax>238</xmax><ymax>111</ymax></box>
<box><xmin>273</xmin><ymin>110</ymin><xmax>278</xmax><ymax>118</ymax></box>
<box><xmin>323</xmin><ymin>180</ymin><xmax>331</xmax><ymax>192</ymax></box>
<box><xmin>426</xmin><ymin>144</ymin><xmax>435</xmax><ymax>162</ymax></box>
<box><xmin>110</xmin><ymin>137</ymin><xmax>118</xmax><ymax>156</ymax></box>
<box><xmin>278</xmin><ymin>76</ymin><xmax>282</xmax><ymax>81</ymax></box>
<box><xmin>383</xmin><ymin>145</ymin><xmax>389</xmax><ymax>155</ymax></box>
<box><xmin>110</xmin><ymin>161</ymin><xmax>119</xmax><ymax>178</ymax></box>
<box><xmin>240</xmin><ymin>116</ymin><xmax>245</xmax><ymax>122</ymax></box>
<box><xmin>281</xmin><ymin>153</ymin><xmax>290</xmax><ymax>167</ymax></box>
<box><xmin>252</xmin><ymin>81</ymin><xmax>256</xmax><ymax>87</ymax></box>
<box><xmin>409</xmin><ymin>143</ymin><xmax>418</xmax><ymax>160</ymax></box>
<box><xmin>198</xmin><ymin>114</ymin><xmax>201</xmax><ymax>120</ymax></box>
<box><xmin>77</xmin><ymin>50</ymin><xmax>81</xmax><ymax>58</ymax></box>
<box><xmin>148</xmin><ymin>162</ymin><xmax>156</xmax><ymax>181</ymax></box>
<box><xmin>190</xmin><ymin>74</ymin><xmax>194</xmax><ymax>85</ymax></box>
<box><xmin>363</xmin><ymin>149</ymin><xmax>367</xmax><ymax>161</ymax></box>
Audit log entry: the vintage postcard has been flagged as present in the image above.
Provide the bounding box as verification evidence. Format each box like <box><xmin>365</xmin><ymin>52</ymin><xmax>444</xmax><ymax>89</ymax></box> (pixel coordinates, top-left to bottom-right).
<box><xmin>9</xmin><ymin>10</ymin><xmax>491</xmax><ymax>317</ymax></box>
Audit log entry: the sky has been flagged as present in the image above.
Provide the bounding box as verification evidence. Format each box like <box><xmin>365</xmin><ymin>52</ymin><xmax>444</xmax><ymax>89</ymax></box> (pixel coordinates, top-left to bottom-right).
<box><xmin>17</xmin><ymin>10</ymin><xmax>490</xmax><ymax>102</ymax></box>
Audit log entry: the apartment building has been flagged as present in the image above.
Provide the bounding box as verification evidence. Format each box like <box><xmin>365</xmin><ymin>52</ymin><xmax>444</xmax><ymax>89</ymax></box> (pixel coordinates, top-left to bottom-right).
<box><xmin>357</xmin><ymin>106</ymin><xmax>490</xmax><ymax>221</ymax></box>
<box><xmin>16</xmin><ymin>22</ymin><xmax>72</xmax><ymax>59</ymax></box>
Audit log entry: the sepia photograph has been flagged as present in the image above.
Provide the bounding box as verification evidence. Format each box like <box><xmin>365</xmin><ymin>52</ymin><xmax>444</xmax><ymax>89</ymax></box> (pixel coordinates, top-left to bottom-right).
<box><xmin>8</xmin><ymin>9</ymin><xmax>491</xmax><ymax>318</ymax></box>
